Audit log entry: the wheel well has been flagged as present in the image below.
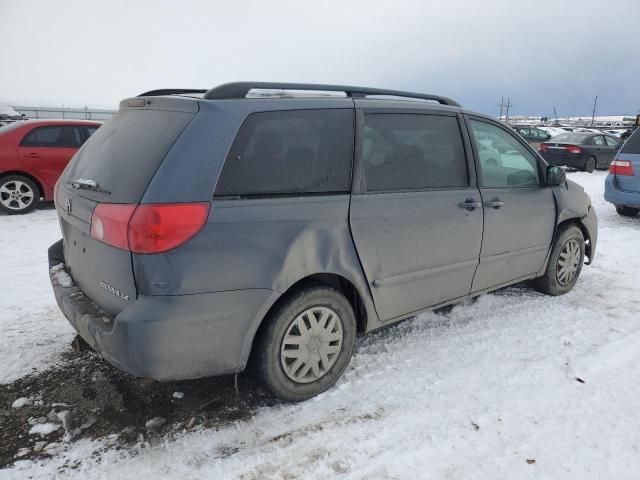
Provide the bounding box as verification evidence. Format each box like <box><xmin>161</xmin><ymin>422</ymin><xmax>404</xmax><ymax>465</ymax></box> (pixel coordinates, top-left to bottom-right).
<box><xmin>246</xmin><ymin>273</ymin><xmax>368</xmax><ymax>371</ymax></box>
<box><xmin>557</xmin><ymin>218</ymin><xmax>591</xmax><ymax>261</ymax></box>
<box><xmin>0</xmin><ymin>171</ymin><xmax>44</xmax><ymax>198</ymax></box>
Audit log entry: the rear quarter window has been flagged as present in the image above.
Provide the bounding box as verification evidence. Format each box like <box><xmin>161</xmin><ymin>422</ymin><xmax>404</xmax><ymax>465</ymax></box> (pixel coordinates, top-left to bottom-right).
<box><xmin>214</xmin><ymin>109</ymin><xmax>354</xmax><ymax>196</ymax></box>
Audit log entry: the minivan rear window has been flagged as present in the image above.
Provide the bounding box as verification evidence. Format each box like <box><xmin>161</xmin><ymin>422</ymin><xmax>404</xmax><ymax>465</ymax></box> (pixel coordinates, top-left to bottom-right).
<box><xmin>62</xmin><ymin>108</ymin><xmax>194</xmax><ymax>203</ymax></box>
<box><xmin>214</xmin><ymin>109</ymin><xmax>354</xmax><ymax>197</ymax></box>
<box><xmin>621</xmin><ymin>128</ymin><xmax>640</xmax><ymax>154</ymax></box>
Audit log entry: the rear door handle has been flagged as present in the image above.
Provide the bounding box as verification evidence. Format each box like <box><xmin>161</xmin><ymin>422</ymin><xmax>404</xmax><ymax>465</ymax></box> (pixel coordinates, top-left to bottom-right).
<box><xmin>459</xmin><ymin>198</ymin><xmax>482</xmax><ymax>211</ymax></box>
<box><xmin>29</xmin><ymin>152</ymin><xmax>40</xmax><ymax>158</ymax></box>
<box><xmin>484</xmin><ymin>198</ymin><xmax>504</xmax><ymax>209</ymax></box>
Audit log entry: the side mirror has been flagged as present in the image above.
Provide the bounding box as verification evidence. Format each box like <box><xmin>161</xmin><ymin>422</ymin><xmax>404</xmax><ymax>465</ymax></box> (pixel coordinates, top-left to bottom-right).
<box><xmin>546</xmin><ymin>165</ymin><xmax>566</xmax><ymax>186</ymax></box>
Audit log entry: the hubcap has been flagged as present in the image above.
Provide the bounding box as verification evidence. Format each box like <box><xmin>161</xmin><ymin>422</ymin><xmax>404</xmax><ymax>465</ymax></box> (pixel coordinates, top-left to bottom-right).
<box><xmin>0</xmin><ymin>180</ymin><xmax>34</xmax><ymax>211</ymax></box>
<box><xmin>556</xmin><ymin>238</ymin><xmax>581</xmax><ymax>286</ymax></box>
<box><xmin>280</xmin><ymin>306</ymin><xmax>343</xmax><ymax>384</ymax></box>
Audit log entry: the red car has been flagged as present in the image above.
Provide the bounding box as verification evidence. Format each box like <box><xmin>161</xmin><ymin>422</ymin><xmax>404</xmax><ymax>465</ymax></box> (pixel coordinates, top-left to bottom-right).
<box><xmin>0</xmin><ymin>119</ymin><xmax>101</xmax><ymax>214</ymax></box>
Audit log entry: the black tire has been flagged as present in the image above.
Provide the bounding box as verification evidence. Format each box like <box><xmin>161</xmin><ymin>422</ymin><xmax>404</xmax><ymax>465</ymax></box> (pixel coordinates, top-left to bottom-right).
<box><xmin>616</xmin><ymin>206</ymin><xmax>640</xmax><ymax>217</ymax></box>
<box><xmin>0</xmin><ymin>174</ymin><xmax>40</xmax><ymax>215</ymax></box>
<box><xmin>584</xmin><ymin>156</ymin><xmax>596</xmax><ymax>173</ymax></box>
<box><xmin>533</xmin><ymin>224</ymin><xmax>584</xmax><ymax>296</ymax></box>
<box><xmin>254</xmin><ymin>284</ymin><xmax>356</xmax><ymax>402</ymax></box>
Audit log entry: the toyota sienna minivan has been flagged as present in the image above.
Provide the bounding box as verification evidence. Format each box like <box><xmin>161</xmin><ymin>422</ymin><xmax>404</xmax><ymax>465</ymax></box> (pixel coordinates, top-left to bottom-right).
<box><xmin>49</xmin><ymin>82</ymin><xmax>598</xmax><ymax>401</ymax></box>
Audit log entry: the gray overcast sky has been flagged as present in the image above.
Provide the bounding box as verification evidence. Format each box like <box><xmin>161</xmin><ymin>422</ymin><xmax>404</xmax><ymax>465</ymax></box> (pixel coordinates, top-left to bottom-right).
<box><xmin>1</xmin><ymin>0</ymin><xmax>638</xmax><ymax>117</ymax></box>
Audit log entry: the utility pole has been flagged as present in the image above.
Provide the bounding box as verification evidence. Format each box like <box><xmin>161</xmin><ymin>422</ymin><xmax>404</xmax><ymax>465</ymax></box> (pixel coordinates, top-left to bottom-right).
<box><xmin>504</xmin><ymin>97</ymin><xmax>512</xmax><ymax>124</ymax></box>
<box><xmin>590</xmin><ymin>95</ymin><xmax>598</xmax><ymax>127</ymax></box>
<box><xmin>553</xmin><ymin>107</ymin><xmax>558</xmax><ymax>124</ymax></box>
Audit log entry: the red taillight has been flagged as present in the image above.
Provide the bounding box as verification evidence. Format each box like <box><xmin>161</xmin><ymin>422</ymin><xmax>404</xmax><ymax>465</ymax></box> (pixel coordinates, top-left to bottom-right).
<box><xmin>540</xmin><ymin>143</ymin><xmax>549</xmax><ymax>152</ymax></box>
<box><xmin>90</xmin><ymin>202</ymin><xmax>209</xmax><ymax>253</ymax></box>
<box><xmin>565</xmin><ymin>145</ymin><xmax>582</xmax><ymax>154</ymax></box>
<box><xmin>128</xmin><ymin>203</ymin><xmax>210</xmax><ymax>253</ymax></box>
<box><xmin>91</xmin><ymin>204</ymin><xmax>137</xmax><ymax>250</ymax></box>
<box><xmin>609</xmin><ymin>160</ymin><xmax>634</xmax><ymax>176</ymax></box>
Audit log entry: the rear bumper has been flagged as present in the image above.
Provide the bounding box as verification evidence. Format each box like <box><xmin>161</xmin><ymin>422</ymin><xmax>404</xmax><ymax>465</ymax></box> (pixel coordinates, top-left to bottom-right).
<box><xmin>542</xmin><ymin>153</ymin><xmax>586</xmax><ymax>169</ymax></box>
<box><xmin>604</xmin><ymin>175</ymin><xmax>640</xmax><ymax>208</ymax></box>
<box><xmin>48</xmin><ymin>239</ymin><xmax>272</xmax><ymax>380</ymax></box>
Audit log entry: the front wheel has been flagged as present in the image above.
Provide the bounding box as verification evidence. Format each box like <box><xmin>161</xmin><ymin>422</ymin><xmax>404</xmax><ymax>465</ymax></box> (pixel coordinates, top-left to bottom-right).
<box><xmin>533</xmin><ymin>225</ymin><xmax>584</xmax><ymax>296</ymax></box>
<box><xmin>584</xmin><ymin>156</ymin><xmax>596</xmax><ymax>173</ymax></box>
<box><xmin>616</xmin><ymin>206</ymin><xmax>639</xmax><ymax>217</ymax></box>
<box><xmin>0</xmin><ymin>175</ymin><xmax>40</xmax><ymax>215</ymax></box>
<box><xmin>254</xmin><ymin>284</ymin><xmax>356</xmax><ymax>402</ymax></box>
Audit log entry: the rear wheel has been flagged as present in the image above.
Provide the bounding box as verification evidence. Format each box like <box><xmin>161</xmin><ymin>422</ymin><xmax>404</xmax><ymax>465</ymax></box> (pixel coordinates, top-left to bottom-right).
<box><xmin>533</xmin><ymin>224</ymin><xmax>584</xmax><ymax>296</ymax></box>
<box><xmin>584</xmin><ymin>156</ymin><xmax>596</xmax><ymax>173</ymax></box>
<box><xmin>0</xmin><ymin>175</ymin><xmax>40</xmax><ymax>215</ymax></box>
<box><xmin>254</xmin><ymin>284</ymin><xmax>356</xmax><ymax>402</ymax></box>
<box><xmin>616</xmin><ymin>206</ymin><xmax>640</xmax><ymax>217</ymax></box>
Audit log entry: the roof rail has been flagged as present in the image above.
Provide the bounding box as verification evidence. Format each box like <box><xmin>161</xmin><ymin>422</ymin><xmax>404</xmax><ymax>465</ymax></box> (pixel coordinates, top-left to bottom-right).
<box><xmin>203</xmin><ymin>82</ymin><xmax>461</xmax><ymax>107</ymax></box>
<box><xmin>138</xmin><ymin>88</ymin><xmax>207</xmax><ymax>97</ymax></box>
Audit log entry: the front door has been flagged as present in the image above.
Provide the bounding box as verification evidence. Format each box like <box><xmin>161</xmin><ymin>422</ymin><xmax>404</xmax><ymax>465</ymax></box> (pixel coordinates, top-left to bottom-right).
<box><xmin>349</xmin><ymin>111</ymin><xmax>483</xmax><ymax>321</ymax></box>
<box><xmin>467</xmin><ymin>117</ymin><xmax>556</xmax><ymax>293</ymax></box>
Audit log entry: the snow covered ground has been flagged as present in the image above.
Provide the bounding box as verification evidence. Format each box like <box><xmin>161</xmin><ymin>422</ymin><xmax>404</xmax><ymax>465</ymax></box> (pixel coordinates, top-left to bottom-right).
<box><xmin>2</xmin><ymin>171</ymin><xmax>640</xmax><ymax>479</ymax></box>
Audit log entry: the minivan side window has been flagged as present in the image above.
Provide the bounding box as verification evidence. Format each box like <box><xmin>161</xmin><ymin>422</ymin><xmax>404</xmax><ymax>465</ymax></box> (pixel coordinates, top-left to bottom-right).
<box><xmin>361</xmin><ymin>114</ymin><xmax>468</xmax><ymax>192</ymax></box>
<box><xmin>215</xmin><ymin>109</ymin><xmax>354</xmax><ymax>196</ymax></box>
<box><xmin>21</xmin><ymin>126</ymin><xmax>83</xmax><ymax>148</ymax></box>
<box><xmin>469</xmin><ymin>120</ymin><xmax>540</xmax><ymax>188</ymax></box>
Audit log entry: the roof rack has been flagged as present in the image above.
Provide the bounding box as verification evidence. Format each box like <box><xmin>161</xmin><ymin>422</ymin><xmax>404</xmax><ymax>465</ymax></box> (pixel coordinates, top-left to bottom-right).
<box><xmin>138</xmin><ymin>88</ymin><xmax>207</xmax><ymax>97</ymax></box>
<box><xmin>203</xmin><ymin>82</ymin><xmax>461</xmax><ymax>107</ymax></box>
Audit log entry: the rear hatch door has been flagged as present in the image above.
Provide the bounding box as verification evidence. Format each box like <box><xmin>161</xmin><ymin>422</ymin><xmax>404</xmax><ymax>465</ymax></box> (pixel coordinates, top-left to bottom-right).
<box><xmin>56</xmin><ymin>98</ymin><xmax>197</xmax><ymax>316</ymax></box>
<box><xmin>614</xmin><ymin>129</ymin><xmax>640</xmax><ymax>193</ymax></box>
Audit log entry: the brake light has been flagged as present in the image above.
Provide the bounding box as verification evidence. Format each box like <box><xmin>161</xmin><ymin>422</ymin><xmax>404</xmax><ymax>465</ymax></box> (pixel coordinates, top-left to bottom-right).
<box><xmin>90</xmin><ymin>203</ymin><xmax>209</xmax><ymax>253</ymax></box>
<box><xmin>128</xmin><ymin>203</ymin><xmax>210</xmax><ymax>253</ymax></box>
<box><xmin>539</xmin><ymin>143</ymin><xmax>549</xmax><ymax>152</ymax></box>
<box><xmin>91</xmin><ymin>204</ymin><xmax>137</xmax><ymax>250</ymax></box>
<box><xmin>609</xmin><ymin>160</ymin><xmax>634</xmax><ymax>176</ymax></box>
<box><xmin>565</xmin><ymin>145</ymin><xmax>582</xmax><ymax>154</ymax></box>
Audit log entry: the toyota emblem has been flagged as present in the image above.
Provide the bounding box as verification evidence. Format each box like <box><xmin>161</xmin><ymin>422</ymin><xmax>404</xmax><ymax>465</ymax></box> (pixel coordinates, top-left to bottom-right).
<box><xmin>65</xmin><ymin>198</ymin><xmax>72</xmax><ymax>214</ymax></box>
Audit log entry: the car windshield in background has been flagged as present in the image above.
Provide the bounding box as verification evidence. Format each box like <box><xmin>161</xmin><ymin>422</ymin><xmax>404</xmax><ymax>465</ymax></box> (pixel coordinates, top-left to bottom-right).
<box><xmin>551</xmin><ymin>133</ymin><xmax>590</xmax><ymax>144</ymax></box>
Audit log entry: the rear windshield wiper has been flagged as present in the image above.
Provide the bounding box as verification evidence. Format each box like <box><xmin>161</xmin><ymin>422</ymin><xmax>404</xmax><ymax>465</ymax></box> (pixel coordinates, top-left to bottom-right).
<box><xmin>69</xmin><ymin>178</ymin><xmax>111</xmax><ymax>195</ymax></box>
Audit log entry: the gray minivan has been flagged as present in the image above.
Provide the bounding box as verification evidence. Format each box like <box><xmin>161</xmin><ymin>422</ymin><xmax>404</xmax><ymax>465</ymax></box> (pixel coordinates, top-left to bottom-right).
<box><xmin>49</xmin><ymin>82</ymin><xmax>598</xmax><ymax>401</ymax></box>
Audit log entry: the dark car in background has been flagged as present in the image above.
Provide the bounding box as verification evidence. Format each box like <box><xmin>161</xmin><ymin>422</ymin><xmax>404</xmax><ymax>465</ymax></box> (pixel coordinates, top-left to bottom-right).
<box><xmin>512</xmin><ymin>125</ymin><xmax>552</xmax><ymax>149</ymax></box>
<box><xmin>48</xmin><ymin>82</ymin><xmax>597</xmax><ymax>402</ymax></box>
<box><xmin>539</xmin><ymin>132</ymin><xmax>621</xmax><ymax>172</ymax></box>
<box><xmin>0</xmin><ymin>119</ymin><xmax>101</xmax><ymax>214</ymax></box>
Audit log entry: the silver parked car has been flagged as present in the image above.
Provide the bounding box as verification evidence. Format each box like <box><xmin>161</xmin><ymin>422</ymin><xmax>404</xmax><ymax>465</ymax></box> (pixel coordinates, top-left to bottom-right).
<box><xmin>49</xmin><ymin>82</ymin><xmax>598</xmax><ymax>402</ymax></box>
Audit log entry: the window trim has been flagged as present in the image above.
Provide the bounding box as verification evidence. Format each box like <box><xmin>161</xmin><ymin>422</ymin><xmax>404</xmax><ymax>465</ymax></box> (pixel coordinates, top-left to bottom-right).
<box><xmin>356</xmin><ymin>110</ymin><xmax>473</xmax><ymax>195</ymax></box>
<box><xmin>465</xmin><ymin>115</ymin><xmax>547</xmax><ymax>189</ymax></box>
<box><xmin>19</xmin><ymin>125</ymin><xmax>84</xmax><ymax>148</ymax></box>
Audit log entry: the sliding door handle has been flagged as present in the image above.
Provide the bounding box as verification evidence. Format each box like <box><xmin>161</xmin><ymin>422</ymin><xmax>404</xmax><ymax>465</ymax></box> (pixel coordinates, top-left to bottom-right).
<box><xmin>484</xmin><ymin>198</ymin><xmax>504</xmax><ymax>209</ymax></box>
<box><xmin>459</xmin><ymin>198</ymin><xmax>482</xmax><ymax>211</ymax></box>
